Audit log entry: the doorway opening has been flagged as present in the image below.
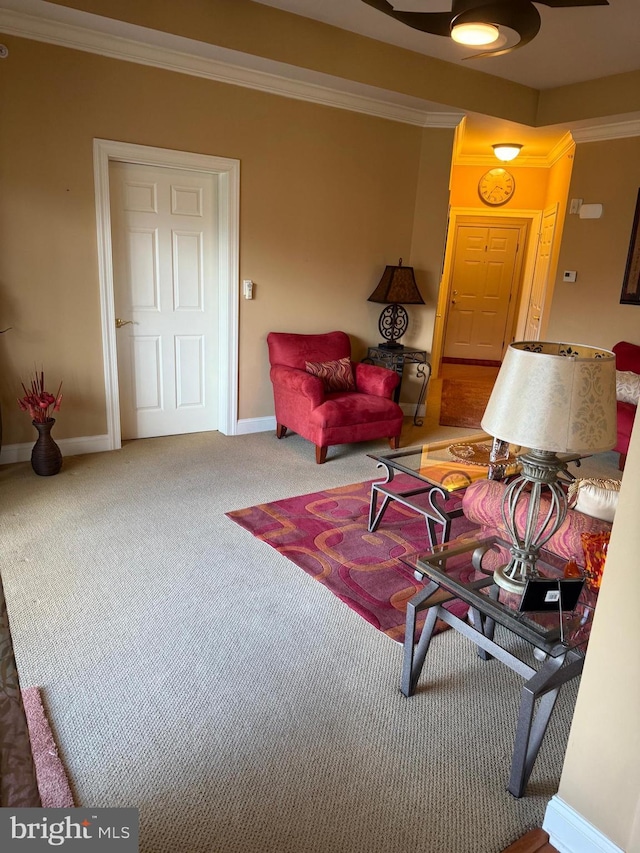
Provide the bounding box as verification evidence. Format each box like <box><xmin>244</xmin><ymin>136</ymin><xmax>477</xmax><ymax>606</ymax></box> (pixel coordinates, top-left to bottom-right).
<box><xmin>432</xmin><ymin>207</ymin><xmax>543</xmax><ymax>380</ymax></box>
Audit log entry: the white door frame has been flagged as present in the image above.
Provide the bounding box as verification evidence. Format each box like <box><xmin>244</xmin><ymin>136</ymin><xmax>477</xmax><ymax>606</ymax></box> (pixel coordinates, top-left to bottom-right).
<box><xmin>93</xmin><ymin>138</ymin><xmax>240</xmax><ymax>449</ymax></box>
<box><xmin>431</xmin><ymin>206</ymin><xmax>542</xmax><ymax>378</ymax></box>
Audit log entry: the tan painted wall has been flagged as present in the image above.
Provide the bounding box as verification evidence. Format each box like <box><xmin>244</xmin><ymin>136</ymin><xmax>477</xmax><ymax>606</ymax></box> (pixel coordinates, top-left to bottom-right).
<box><xmin>556</xmin><ymin>412</ymin><xmax>640</xmax><ymax>851</ymax></box>
<box><xmin>537</xmin><ymin>69</ymin><xmax>640</xmax><ymax>126</ymax></box>
<box><xmin>546</xmin><ymin>137</ymin><xmax>640</xmax><ymax>350</ymax></box>
<box><xmin>0</xmin><ymin>34</ymin><xmax>453</xmax><ymax>442</ymax></box>
<box><xmin>542</xmin><ymin>135</ymin><xmax>640</xmax><ymax>849</ymax></box>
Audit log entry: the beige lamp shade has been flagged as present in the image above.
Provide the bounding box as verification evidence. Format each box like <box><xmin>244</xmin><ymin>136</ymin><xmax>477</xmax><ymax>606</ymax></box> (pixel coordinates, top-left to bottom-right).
<box><xmin>481</xmin><ymin>342</ymin><xmax>617</xmax><ymax>455</ymax></box>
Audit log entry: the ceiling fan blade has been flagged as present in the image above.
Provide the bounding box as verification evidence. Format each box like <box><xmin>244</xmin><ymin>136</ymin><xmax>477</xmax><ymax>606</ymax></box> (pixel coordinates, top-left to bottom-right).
<box><xmin>455</xmin><ymin>0</ymin><xmax>541</xmax><ymax>58</ymax></box>
<box><xmin>360</xmin><ymin>0</ymin><xmax>453</xmax><ymax>37</ymax></box>
<box><xmin>536</xmin><ymin>1</ymin><xmax>609</xmax><ymax>7</ymax></box>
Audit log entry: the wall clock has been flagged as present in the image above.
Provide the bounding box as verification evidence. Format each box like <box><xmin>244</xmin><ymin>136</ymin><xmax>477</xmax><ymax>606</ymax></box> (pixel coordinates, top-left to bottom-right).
<box><xmin>478</xmin><ymin>168</ymin><xmax>515</xmax><ymax>206</ymax></box>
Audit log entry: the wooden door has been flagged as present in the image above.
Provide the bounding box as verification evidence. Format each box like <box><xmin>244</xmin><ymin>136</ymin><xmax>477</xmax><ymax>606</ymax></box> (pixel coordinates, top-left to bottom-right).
<box><xmin>443</xmin><ymin>223</ymin><xmax>525</xmax><ymax>363</ymax></box>
<box><xmin>109</xmin><ymin>162</ymin><xmax>219</xmax><ymax>439</ymax></box>
<box><xmin>524</xmin><ymin>205</ymin><xmax>558</xmax><ymax>340</ymax></box>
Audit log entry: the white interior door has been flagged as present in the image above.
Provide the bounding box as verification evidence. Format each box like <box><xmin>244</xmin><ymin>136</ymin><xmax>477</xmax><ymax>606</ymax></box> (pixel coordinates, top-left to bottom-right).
<box><xmin>524</xmin><ymin>205</ymin><xmax>558</xmax><ymax>340</ymax></box>
<box><xmin>443</xmin><ymin>224</ymin><xmax>522</xmax><ymax>362</ymax></box>
<box><xmin>109</xmin><ymin>162</ymin><xmax>218</xmax><ymax>439</ymax></box>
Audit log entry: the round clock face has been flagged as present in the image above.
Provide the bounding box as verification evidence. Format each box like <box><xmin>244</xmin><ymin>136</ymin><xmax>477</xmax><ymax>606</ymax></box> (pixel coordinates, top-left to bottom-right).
<box><xmin>478</xmin><ymin>168</ymin><xmax>515</xmax><ymax>206</ymax></box>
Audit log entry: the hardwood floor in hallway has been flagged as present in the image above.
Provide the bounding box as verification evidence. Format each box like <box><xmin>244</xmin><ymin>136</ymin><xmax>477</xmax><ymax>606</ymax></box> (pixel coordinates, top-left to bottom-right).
<box><xmin>501</xmin><ymin>828</ymin><xmax>558</xmax><ymax>852</ymax></box>
<box><xmin>400</xmin><ymin>360</ymin><xmax>499</xmax><ymax>447</ymax></box>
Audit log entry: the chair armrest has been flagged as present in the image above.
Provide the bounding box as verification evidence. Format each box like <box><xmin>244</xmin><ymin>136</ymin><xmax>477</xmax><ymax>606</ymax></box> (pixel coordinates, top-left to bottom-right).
<box><xmin>354</xmin><ymin>362</ymin><xmax>399</xmax><ymax>398</ymax></box>
<box><xmin>270</xmin><ymin>365</ymin><xmax>325</xmax><ymax>407</ymax></box>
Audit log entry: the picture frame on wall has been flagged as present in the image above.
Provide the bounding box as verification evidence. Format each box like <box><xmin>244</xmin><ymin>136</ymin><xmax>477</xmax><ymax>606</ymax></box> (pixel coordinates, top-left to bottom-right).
<box><xmin>621</xmin><ymin>188</ymin><xmax>640</xmax><ymax>305</ymax></box>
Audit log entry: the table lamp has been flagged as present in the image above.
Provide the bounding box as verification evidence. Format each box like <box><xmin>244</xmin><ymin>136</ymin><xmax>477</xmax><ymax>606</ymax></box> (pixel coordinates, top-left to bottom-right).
<box><xmin>481</xmin><ymin>341</ymin><xmax>617</xmax><ymax>593</ymax></box>
<box><xmin>367</xmin><ymin>258</ymin><xmax>424</xmax><ymax>349</ymax></box>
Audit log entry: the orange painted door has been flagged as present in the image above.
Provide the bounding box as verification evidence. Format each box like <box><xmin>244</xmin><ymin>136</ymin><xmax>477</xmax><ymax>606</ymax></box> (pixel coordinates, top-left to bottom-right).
<box><xmin>443</xmin><ymin>225</ymin><xmax>520</xmax><ymax>362</ymax></box>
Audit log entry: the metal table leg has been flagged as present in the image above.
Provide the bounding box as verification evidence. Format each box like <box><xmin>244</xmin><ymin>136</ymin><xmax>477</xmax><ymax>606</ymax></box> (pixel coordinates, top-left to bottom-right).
<box><xmin>412</xmin><ymin>360</ymin><xmax>432</xmax><ymax>426</ymax></box>
<box><xmin>508</xmin><ymin>652</ymin><xmax>584</xmax><ymax>797</ymax></box>
<box><xmin>402</xmin><ymin>583</ymin><xmax>585</xmax><ymax>798</ymax></box>
<box><xmin>401</xmin><ymin>581</ymin><xmax>442</xmax><ymax>697</ymax></box>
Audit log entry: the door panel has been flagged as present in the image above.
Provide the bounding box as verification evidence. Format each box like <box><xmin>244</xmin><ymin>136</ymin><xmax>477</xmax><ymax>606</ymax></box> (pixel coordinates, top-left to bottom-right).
<box><xmin>444</xmin><ymin>224</ymin><xmax>521</xmax><ymax>362</ymax></box>
<box><xmin>525</xmin><ymin>205</ymin><xmax>557</xmax><ymax>340</ymax></box>
<box><xmin>110</xmin><ymin>162</ymin><xmax>218</xmax><ymax>439</ymax></box>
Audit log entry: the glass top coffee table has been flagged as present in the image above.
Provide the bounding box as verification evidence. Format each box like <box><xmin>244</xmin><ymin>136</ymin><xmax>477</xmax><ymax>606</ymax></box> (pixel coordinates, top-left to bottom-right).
<box><xmin>401</xmin><ymin>535</ymin><xmax>596</xmax><ymax>797</ymax></box>
<box><xmin>368</xmin><ymin>434</ymin><xmax>520</xmax><ymax>549</ymax></box>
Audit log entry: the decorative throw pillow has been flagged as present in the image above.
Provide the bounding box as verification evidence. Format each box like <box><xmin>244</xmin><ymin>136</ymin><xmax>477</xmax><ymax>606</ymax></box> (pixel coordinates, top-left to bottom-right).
<box><xmin>305</xmin><ymin>357</ymin><xmax>355</xmax><ymax>392</ymax></box>
<box><xmin>615</xmin><ymin>370</ymin><xmax>640</xmax><ymax>405</ymax></box>
<box><xmin>568</xmin><ymin>477</ymin><xmax>621</xmax><ymax>523</ymax></box>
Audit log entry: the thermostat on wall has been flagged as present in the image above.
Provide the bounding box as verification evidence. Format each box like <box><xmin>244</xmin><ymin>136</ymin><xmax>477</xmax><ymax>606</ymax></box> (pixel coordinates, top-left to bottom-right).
<box><xmin>578</xmin><ymin>203</ymin><xmax>603</xmax><ymax>219</ymax></box>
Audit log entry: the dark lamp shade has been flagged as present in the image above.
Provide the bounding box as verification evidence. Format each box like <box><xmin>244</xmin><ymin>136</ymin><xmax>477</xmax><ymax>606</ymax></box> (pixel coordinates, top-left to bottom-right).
<box><xmin>367</xmin><ymin>259</ymin><xmax>424</xmax><ymax>305</ymax></box>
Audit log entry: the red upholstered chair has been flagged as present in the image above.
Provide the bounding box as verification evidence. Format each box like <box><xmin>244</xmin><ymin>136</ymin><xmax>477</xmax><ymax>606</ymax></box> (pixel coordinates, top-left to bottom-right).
<box><xmin>613</xmin><ymin>340</ymin><xmax>640</xmax><ymax>470</ymax></box>
<box><xmin>267</xmin><ymin>331</ymin><xmax>404</xmax><ymax>463</ymax></box>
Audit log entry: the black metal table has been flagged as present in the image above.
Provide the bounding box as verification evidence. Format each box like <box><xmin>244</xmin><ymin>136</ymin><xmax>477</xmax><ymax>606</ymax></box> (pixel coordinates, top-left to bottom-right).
<box><xmin>402</xmin><ymin>535</ymin><xmax>596</xmax><ymax>797</ymax></box>
<box><xmin>367</xmin><ymin>435</ymin><xmax>520</xmax><ymax>549</ymax></box>
<box><xmin>363</xmin><ymin>346</ymin><xmax>430</xmax><ymax>426</ymax></box>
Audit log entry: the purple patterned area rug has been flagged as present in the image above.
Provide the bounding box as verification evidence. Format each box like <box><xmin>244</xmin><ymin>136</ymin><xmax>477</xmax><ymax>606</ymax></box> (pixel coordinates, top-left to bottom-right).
<box><xmin>226</xmin><ymin>478</ymin><xmax>477</xmax><ymax>644</ymax></box>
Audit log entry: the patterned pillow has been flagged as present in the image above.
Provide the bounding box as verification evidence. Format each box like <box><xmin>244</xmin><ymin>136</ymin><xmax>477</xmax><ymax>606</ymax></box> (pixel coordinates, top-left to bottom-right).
<box><xmin>616</xmin><ymin>370</ymin><xmax>640</xmax><ymax>405</ymax></box>
<box><xmin>568</xmin><ymin>477</ymin><xmax>621</xmax><ymax>522</ymax></box>
<box><xmin>305</xmin><ymin>357</ymin><xmax>355</xmax><ymax>392</ymax></box>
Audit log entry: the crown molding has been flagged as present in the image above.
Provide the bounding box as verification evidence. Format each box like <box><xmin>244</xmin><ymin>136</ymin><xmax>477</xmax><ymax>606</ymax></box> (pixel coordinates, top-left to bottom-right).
<box><xmin>547</xmin><ymin>131</ymin><xmax>576</xmax><ymax>166</ymax></box>
<box><xmin>0</xmin><ymin>3</ymin><xmax>463</xmax><ymax>129</ymax></box>
<box><xmin>571</xmin><ymin>118</ymin><xmax>640</xmax><ymax>143</ymax></box>
<box><xmin>453</xmin><ymin>131</ymin><xmax>575</xmax><ymax>168</ymax></box>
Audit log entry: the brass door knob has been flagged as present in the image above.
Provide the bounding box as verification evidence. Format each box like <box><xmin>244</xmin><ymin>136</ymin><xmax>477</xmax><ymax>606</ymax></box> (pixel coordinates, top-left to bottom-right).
<box><xmin>115</xmin><ymin>318</ymin><xmax>134</xmax><ymax>328</ymax></box>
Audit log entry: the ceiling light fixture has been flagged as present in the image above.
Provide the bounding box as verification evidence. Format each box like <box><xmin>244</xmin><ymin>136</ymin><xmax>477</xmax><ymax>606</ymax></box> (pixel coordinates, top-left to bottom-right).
<box><xmin>361</xmin><ymin>1</ymin><xmax>610</xmax><ymax>59</ymax></box>
<box><xmin>451</xmin><ymin>22</ymin><xmax>499</xmax><ymax>46</ymax></box>
<box><xmin>492</xmin><ymin>143</ymin><xmax>523</xmax><ymax>162</ymax></box>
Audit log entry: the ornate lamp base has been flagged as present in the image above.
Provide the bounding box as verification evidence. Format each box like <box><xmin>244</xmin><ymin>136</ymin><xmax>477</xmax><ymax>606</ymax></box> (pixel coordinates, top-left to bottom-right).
<box><xmin>493</xmin><ymin>449</ymin><xmax>569</xmax><ymax>594</ymax></box>
<box><xmin>377</xmin><ymin>303</ymin><xmax>408</xmax><ymax>348</ymax></box>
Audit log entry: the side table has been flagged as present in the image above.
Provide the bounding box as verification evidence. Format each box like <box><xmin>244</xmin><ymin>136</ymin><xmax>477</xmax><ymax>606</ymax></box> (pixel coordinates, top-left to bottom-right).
<box><xmin>363</xmin><ymin>346</ymin><xmax>431</xmax><ymax>426</ymax></box>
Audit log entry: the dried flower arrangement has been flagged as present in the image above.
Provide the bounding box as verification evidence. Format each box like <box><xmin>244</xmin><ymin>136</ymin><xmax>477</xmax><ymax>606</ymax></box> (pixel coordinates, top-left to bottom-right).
<box><xmin>17</xmin><ymin>370</ymin><xmax>63</xmax><ymax>423</ymax></box>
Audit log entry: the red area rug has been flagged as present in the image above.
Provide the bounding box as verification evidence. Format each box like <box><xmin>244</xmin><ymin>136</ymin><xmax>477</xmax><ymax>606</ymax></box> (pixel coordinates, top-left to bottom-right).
<box><xmin>227</xmin><ymin>478</ymin><xmax>476</xmax><ymax>644</ymax></box>
<box><xmin>22</xmin><ymin>687</ymin><xmax>75</xmax><ymax>808</ymax></box>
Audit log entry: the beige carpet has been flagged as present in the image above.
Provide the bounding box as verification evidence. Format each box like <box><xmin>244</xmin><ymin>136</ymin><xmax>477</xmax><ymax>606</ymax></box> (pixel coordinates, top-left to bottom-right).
<box><xmin>0</xmin><ymin>430</ymin><xmax>622</xmax><ymax>853</ymax></box>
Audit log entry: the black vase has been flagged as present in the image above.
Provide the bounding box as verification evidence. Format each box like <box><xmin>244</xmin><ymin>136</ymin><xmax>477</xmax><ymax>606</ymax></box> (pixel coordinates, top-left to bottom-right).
<box><xmin>31</xmin><ymin>418</ymin><xmax>62</xmax><ymax>476</ymax></box>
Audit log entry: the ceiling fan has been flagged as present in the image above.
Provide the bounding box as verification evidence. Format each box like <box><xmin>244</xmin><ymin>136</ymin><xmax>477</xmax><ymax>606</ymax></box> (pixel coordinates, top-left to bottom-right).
<box><xmin>360</xmin><ymin>0</ymin><xmax>609</xmax><ymax>58</ymax></box>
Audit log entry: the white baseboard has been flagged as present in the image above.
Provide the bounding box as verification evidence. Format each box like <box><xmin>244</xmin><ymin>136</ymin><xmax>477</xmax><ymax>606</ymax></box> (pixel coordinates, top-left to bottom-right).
<box><xmin>544</xmin><ymin>796</ymin><xmax>624</xmax><ymax>853</ymax></box>
<box><xmin>0</xmin><ymin>408</ymin><xmax>420</xmax><ymax>462</ymax></box>
<box><xmin>234</xmin><ymin>416</ymin><xmax>276</xmax><ymax>435</ymax></box>
<box><xmin>235</xmin><ymin>409</ymin><xmax>423</xmax><ymax>434</ymax></box>
<box><xmin>0</xmin><ymin>434</ymin><xmax>113</xmax><ymax>466</ymax></box>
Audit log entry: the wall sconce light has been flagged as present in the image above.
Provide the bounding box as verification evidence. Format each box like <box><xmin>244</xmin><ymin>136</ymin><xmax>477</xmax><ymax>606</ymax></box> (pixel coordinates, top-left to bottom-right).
<box><xmin>492</xmin><ymin>143</ymin><xmax>523</xmax><ymax>162</ymax></box>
